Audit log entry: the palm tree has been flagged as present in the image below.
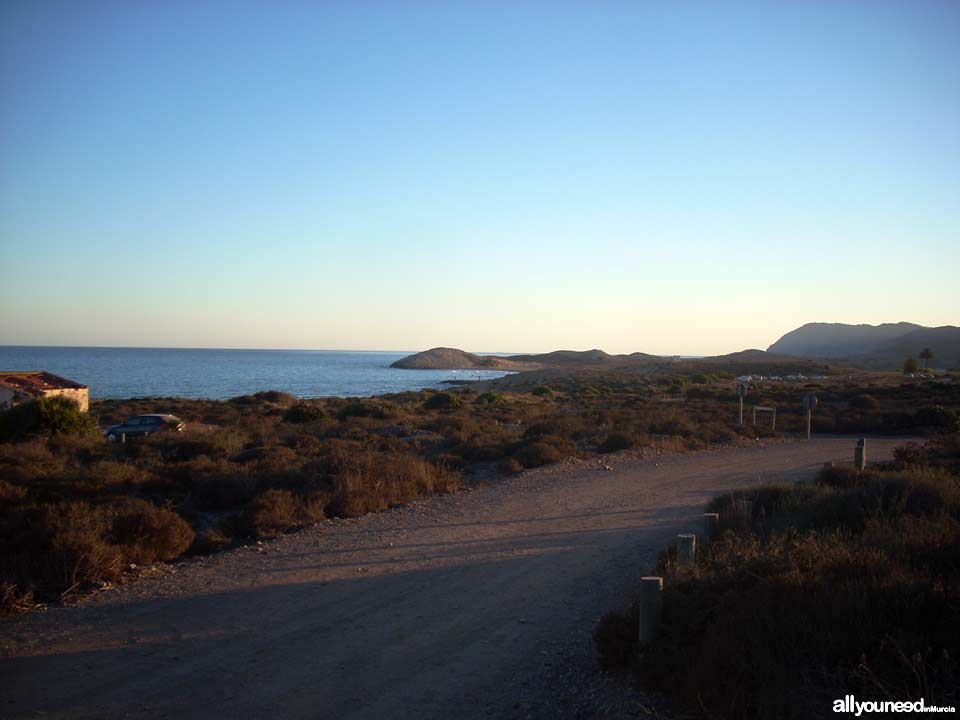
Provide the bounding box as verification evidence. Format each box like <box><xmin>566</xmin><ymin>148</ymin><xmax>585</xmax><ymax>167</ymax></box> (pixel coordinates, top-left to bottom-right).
<box><xmin>919</xmin><ymin>347</ymin><xmax>933</xmax><ymax>370</ymax></box>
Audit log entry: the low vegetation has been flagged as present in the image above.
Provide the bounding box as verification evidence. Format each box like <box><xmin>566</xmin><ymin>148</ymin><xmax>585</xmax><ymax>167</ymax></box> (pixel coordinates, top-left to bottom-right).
<box><xmin>2</xmin><ymin>368</ymin><xmax>958</xmax><ymax>616</ymax></box>
<box><xmin>594</xmin><ymin>433</ymin><xmax>960</xmax><ymax>719</ymax></box>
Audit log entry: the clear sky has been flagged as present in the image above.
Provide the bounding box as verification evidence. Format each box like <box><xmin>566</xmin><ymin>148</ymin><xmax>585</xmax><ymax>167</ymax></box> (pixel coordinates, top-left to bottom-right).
<box><xmin>1</xmin><ymin>1</ymin><xmax>957</xmax><ymax>355</ymax></box>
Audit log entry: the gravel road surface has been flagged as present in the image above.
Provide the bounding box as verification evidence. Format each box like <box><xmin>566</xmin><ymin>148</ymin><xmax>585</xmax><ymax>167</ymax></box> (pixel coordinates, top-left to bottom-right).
<box><xmin>1</xmin><ymin>436</ymin><xmax>908</xmax><ymax>719</ymax></box>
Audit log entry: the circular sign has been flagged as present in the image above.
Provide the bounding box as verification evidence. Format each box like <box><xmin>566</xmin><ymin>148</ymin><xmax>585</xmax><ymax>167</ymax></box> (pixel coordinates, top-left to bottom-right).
<box><xmin>803</xmin><ymin>393</ymin><xmax>818</xmax><ymax>411</ymax></box>
<box><xmin>736</xmin><ymin>382</ymin><xmax>748</xmax><ymax>398</ymax></box>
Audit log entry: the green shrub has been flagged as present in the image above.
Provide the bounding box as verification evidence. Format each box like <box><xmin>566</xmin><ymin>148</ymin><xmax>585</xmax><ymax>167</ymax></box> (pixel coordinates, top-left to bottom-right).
<box><xmin>531</xmin><ymin>385</ymin><xmax>554</xmax><ymax>398</ymax></box>
<box><xmin>0</xmin><ymin>397</ymin><xmax>97</xmax><ymax>441</ymax></box>
<box><xmin>475</xmin><ymin>392</ymin><xmax>502</xmax><ymax>404</ymax></box>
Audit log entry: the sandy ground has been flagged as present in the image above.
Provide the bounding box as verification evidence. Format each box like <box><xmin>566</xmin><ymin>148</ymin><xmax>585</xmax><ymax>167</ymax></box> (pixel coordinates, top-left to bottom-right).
<box><xmin>0</xmin><ymin>436</ymin><xmax>908</xmax><ymax>720</ymax></box>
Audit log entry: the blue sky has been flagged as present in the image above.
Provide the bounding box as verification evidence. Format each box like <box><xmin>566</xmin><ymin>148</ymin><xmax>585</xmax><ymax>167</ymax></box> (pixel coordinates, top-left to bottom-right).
<box><xmin>1</xmin><ymin>1</ymin><xmax>957</xmax><ymax>354</ymax></box>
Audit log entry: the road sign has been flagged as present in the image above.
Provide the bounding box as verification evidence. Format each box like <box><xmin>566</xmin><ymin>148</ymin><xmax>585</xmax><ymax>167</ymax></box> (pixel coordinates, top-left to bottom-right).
<box><xmin>736</xmin><ymin>383</ymin><xmax>748</xmax><ymax>399</ymax></box>
<box><xmin>802</xmin><ymin>393</ymin><xmax>818</xmax><ymax>411</ymax></box>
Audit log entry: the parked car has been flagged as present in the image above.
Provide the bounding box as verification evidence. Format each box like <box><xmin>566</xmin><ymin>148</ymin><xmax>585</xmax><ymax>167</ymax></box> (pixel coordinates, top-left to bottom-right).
<box><xmin>105</xmin><ymin>414</ymin><xmax>185</xmax><ymax>442</ymax></box>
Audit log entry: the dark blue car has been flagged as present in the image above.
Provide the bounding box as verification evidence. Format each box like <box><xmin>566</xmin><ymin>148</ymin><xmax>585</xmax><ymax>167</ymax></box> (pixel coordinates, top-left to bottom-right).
<box><xmin>105</xmin><ymin>414</ymin><xmax>185</xmax><ymax>442</ymax></box>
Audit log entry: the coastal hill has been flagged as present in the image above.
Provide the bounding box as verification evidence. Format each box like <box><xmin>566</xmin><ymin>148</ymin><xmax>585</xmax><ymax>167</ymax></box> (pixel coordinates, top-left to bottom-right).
<box><xmin>391</xmin><ymin>346</ymin><xmax>800</xmax><ymax>372</ymax></box>
<box><xmin>391</xmin><ymin>347</ymin><xmax>661</xmax><ymax>371</ymax></box>
<box><xmin>768</xmin><ymin>322</ymin><xmax>960</xmax><ymax>369</ymax></box>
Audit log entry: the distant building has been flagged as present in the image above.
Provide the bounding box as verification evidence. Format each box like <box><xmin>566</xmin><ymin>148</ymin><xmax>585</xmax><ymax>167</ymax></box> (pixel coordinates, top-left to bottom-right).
<box><xmin>0</xmin><ymin>371</ymin><xmax>89</xmax><ymax>412</ymax></box>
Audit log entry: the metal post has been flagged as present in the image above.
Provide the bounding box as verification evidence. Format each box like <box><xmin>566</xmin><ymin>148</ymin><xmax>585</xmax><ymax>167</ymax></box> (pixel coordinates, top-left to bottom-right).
<box><xmin>638</xmin><ymin>576</ymin><xmax>663</xmax><ymax>646</ymax></box>
<box><xmin>121</xmin><ymin>432</ymin><xmax>126</xmax><ymax>444</ymax></box>
<box><xmin>752</xmin><ymin>407</ymin><xmax>757</xmax><ymax>425</ymax></box>
<box><xmin>739</xmin><ymin>396</ymin><xmax>743</xmax><ymax>427</ymax></box>
<box><xmin>806</xmin><ymin>410</ymin><xmax>811</xmax><ymax>441</ymax></box>
<box><xmin>702</xmin><ymin>512</ymin><xmax>719</xmax><ymax>540</ymax></box>
<box><xmin>772</xmin><ymin>408</ymin><xmax>776</xmax><ymax>432</ymax></box>
<box><xmin>677</xmin><ymin>534</ymin><xmax>697</xmax><ymax>565</ymax></box>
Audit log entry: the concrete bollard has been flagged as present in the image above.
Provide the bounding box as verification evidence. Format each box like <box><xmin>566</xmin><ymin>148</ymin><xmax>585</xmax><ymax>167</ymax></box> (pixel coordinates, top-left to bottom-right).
<box><xmin>702</xmin><ymin>513</ymin><xmax>719</xmax><ymax>540</ymax></box>
<box><xmin>638</xmin><ymin>576</ymin><xmax>663</xmax><ymax>645</ymax></box>
<box><xmin>677</xmin><ymin>534</ymin><xmax>697</xmax><ymax>565</ymax></box>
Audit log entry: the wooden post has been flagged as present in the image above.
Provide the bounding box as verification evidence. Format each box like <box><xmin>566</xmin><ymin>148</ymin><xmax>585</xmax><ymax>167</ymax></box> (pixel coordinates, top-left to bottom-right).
<box><xmin>677</xmin><ymin>534</ymin><xmax>697</xmax><ymax>565</ymax></box>
<box><xmin>638</xmin><ymin>576</ymin><xmax>663</xmax><ymax>645</ymax></box>
<box><xmin>772</xmin><ymin>408</ymin><xmax>776</xmax><ymax>432</ymax></box>
<box><xmin>702</xmin><ymin>512</ymin><xmax>719</xmax><ymax>540</ymax></box>
<box><xmin>752</xmin><ymin>407</ymin><xmax>757</xmax><ymax>425</ymax></box>
<box><xmin>855</xmin><ymin>438</ymin><xmax>866</xmax><ymax>470</ymax></box>
<box><xmin>121</xmin><ymin>432</ymin><xmax>126</xmax><ymax>444</ymax></box>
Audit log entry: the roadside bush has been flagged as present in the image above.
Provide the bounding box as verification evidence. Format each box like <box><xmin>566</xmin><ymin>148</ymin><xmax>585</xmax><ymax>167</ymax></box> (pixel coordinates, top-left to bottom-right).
<box><xmin>497</xmin><ymin>458</ymin><xmax>523</xmax><ymax>476</ymax></box>
<box><xmin>531</xmin><ymin>385</ymin><xmax>554</xmax><ymax>398</ymax></box>
<box><xmin>598</xmin><ymin>431</ymin><xmax>644</xmax><ymax>453</ymax></box>
<box><xmin>475</xmin><ymin>392</ymin><xmax>502</xmax><ymax>404</ymax></box>
<box><xmin>191</xmin><ymin>469</ymin><xmax>258</xmax><ymax>511</ymax></box>
<box><xmin>244</xmin><ymin>489</ymin><xmax>299</xmax><ymax>537</ymax></box>
<box><xmin>513</xmin><ymin>441</ymin><xmax>563</xmax><ymax>468</ymax></box>
<box><xmin>110</xmin><ymin>499</ymin><xmax>195</xmax><ymax>563</ymax></box>
<box><xmin>1</xmin><ymin>502</ymin><xmax>123</xmax><ymax>602</ymax></box>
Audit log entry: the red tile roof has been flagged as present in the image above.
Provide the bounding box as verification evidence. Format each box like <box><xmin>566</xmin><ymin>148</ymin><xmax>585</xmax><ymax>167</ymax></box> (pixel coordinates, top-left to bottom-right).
<box><xmin>0</xmin><ymin>371</ymin><xmax>87</xmax><ymax>394</ymax></box>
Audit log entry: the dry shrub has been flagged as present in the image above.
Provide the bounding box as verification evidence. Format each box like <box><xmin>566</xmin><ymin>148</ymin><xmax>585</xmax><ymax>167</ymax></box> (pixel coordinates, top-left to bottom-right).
<box><xmin>325</xmin><ymin>449</ymin><xmax>459</xmax><ymax>518</ymax></box>
<box><xmin>244</xmin><ymin>489</ymin><xmax>299</xmax><ymax>537</ymax></box>
<box><xmin>598</xmin><ymin>431</ymin><xmax>646</xmax><ymax>453</ymax></box>
<box><xmin>512</xmin><ymin>435</ymin><xmax>576</xmax><ymax>468</ymax></box>
<box><xmin>0</xmin><ymin>479</ymin><xmax>28</xmax><ymax>507</ymax></box>
<box><xmin>0</xmin><ymin>440</ymin><xmax>67</xmax><ymax>483</ymax></box>
<box><xmin>497</xmin><ymin>458</ymin><xmax>523</xmax><ymax>476</ymax></box>
<box><xmin>110</xmin><ymin>499</ymin><xmax>194</xmax><ymax>562</ymax></box>
<box><xmin>155</xmin><ymin>427</ymin><xmax>247</xmax><ymax>461</ymax></box>
<box><xmin>191</xmin><ymin>469</ymin><xmax>257</xmax><ymax>511</ymax></box>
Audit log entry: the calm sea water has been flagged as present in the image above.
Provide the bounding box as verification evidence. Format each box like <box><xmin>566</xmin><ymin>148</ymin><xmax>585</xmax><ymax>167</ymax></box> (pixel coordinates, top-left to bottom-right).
<box><xmin>0</xmin><ymin>347</ymin><xmax>513</xmax><ymax>400</ymax></box>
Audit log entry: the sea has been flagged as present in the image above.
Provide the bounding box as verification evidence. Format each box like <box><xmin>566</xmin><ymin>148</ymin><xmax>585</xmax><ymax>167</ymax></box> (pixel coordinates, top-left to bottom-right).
<box><xmin>0</xmin><ymin>347</ymin><xmax>514</xmax><ymax>400</ymax></box>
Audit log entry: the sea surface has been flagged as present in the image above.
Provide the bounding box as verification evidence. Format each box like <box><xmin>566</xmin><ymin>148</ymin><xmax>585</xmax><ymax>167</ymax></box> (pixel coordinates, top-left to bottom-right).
<box><xmin>0</xmin><ymin>347</ymin><xmax>514</xmax><ymax>400</ymax></box>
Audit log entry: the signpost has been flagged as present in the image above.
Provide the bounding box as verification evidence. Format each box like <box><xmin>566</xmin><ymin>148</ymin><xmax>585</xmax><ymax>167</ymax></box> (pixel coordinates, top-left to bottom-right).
<box><xmin>736</xmin><ymin>382</ymin><xmax>748</xmax><ymax>426</ymax></box>
<box><xmin>802</xmin><ymin>393</ymin><xmax>818</xmax><ymax>440</ymax></box>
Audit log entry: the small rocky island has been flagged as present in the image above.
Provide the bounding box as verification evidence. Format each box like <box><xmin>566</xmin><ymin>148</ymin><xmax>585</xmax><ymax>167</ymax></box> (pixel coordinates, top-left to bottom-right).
<box><xmin>390</xmin><ymin>347</ymin><xmax>539</xmax><ymax>370</ymax></box>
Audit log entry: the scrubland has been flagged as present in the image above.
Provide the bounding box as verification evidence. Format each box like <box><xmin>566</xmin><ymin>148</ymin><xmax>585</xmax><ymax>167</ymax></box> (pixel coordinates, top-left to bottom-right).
<box><xmin>595</xmin><ymin>431</ymin><xmax>960</xmax><ymax>719</ymax></box>
<box><xmin>2</xmin><ymin>370</ymin><xmax>958</xmax><ymax>615</ymax></box>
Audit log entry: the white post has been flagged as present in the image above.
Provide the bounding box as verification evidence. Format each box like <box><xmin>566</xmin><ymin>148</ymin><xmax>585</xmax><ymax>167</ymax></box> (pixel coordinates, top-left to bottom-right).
<box><xmin>638</xmin><ymin>576</ymin><xmax>663</xmax><ymax>645</ymax></box>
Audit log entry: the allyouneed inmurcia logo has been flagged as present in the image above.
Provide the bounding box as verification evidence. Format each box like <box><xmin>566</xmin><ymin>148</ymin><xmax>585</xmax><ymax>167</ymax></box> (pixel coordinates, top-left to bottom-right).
<box><xmin>833</xmin><ymin>696</ymin><xmax>957</xmax><ymax>715</ymax></box>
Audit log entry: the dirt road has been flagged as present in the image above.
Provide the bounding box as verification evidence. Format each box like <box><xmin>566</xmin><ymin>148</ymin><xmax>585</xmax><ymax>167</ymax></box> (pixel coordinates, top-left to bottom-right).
<box><xmin>1</xmin><ymin>437</ymin><xmax>907</xmax><ymax>719</ymax></box>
